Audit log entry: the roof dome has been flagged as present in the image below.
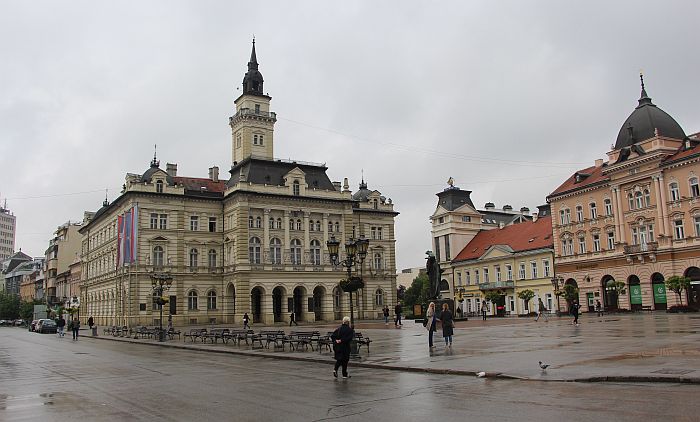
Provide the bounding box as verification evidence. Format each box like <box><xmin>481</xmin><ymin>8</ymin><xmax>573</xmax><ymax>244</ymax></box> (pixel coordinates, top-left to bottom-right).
<box><xmin>614</xmin><ymin>76</ymin><xmax>685</xmax><ymax>150</ymax></box>
<box><xmin>352</xmin><ymin>179</ymin><xmax>371</xmax><ymax>201</ymax></box>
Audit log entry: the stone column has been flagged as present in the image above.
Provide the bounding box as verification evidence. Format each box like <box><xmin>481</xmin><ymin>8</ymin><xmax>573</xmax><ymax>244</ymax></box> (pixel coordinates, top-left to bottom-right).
<box><xmin>610</xmin><ymin>187</ymin><xmax>621</xmax><ymax>244</ymax></box>
<box><xmin>263</xmin><ymin>209</ymin><xmax>270</xmax><ymax>252</ymax></box>
<box><xmin>303</xmin><ymin>212</ymin><xmax>311</xmax><ymax>250</ymax></box>
<box><xmin>658</xmin><ymin>175</ymin><xmax>670</xmax><ymax>237</ymax></box>
<box><xmin>263</xmin><ymin>291</ymin><xmax>274</xmax><ymax>325</ymax></box>
<box><xmin>614</xmin><ymin>187</ymin><xmax>626</xmax><ymax>243</ymax></box>
<box><xmin>283</xmin><ymin>210</ymin><xmax>291</xmax><ymax>254</ymax></box>
<box><xmin>653</xmin><ymin>176</ymin><xmax>666</xmax><ymax>237</ymax></box>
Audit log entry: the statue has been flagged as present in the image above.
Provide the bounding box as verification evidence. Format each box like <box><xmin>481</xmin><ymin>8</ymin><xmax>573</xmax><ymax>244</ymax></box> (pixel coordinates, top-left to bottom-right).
<box><xmin>425</xmin><ymin>251</ymin><xmax>442</xmax><ymax>300</ymax></box>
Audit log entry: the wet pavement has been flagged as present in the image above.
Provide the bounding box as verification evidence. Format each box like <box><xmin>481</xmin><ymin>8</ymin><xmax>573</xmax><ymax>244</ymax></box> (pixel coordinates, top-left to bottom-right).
<box><xmin>91</xmin><ymin>312</ymin><xmax>700</xmax><ymax>383</ymax></box>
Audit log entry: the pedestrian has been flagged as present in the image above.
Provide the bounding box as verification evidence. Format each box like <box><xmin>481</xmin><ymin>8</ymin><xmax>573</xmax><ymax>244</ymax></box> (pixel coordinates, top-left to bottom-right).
<box><xmin>332</xmin><ymin>316</ymin><xmax>355</xmax><ymax>379</ymax></box>
<box><xmin>289</xmin><ymin>311</ymin><xmax>298</xmax><ymax>326</ymax></box>
<box><xmin>570</xmin><ymin>300</ymin><xmax>581</xmax><ymax>326</ymax></box>
<box><xmin>394</xmin><ymin>302</ymin><xmax>403</xmax><ymax>326</ymax></box>
<box><xmin>87</xmin><ymin>316</ymin><xmax>94</xmax><ymax>329</ymax></box>
<box><xmin>56</xmin><ymin>315</ymin><xmax>66</xmax><ymax>338</ymax></box>
<box><xmin>167</xmin><ymin>314</ymin><xmax>173</xmax><ymax>332</ymax></box>
<box><xmin>534</xmin><ymin>298</ymin><xmax>549</xmax><ymax>322</ymax></box>
<box><xmin>595</xmin><ymin>299</ymin><xmax>602</xmax><ymax>317</ymax></box>
<box><xmin>481</xmin><ymin>300</ymin><xmax>488</xmax><ymax>321</ymax></box>
<box><xmin>243</xmin><ymin>312</ymin><xmax>250</xmax><ymax>330</ymax></box>
<box><xmin>425</xmin><ymin>302</ymin><xmax>437</xmax><ymax>348</ymax></box>
<box><xmin>71</xmin><ymin>317</ymin><xmax>80</xmax><ymax>340</ymax></box>
<box><xmin>382</xmin><ymin>306</ymin><xmax>390</xmax><ymax>325</ymax></box>
<box><xmin>441</xmin><ymin>303</ymin><xmax>454</xmax><ymax>347</ymax></box>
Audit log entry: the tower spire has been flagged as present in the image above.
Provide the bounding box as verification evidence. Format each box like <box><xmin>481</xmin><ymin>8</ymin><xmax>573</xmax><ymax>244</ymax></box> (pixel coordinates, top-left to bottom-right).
<box><xmin>151</xmin><ymin>144</ymin><xmax>159</xmax><ymax>168</ymax></box>
<box><xmin>248</xmin><ymin>37</ymin><xmax>258</xmax><ymax>70</ymax></box>
<box><xmin>637</xmin><ymin>71</ymin><xmax>654</xmax><ymax>108</ymax></box>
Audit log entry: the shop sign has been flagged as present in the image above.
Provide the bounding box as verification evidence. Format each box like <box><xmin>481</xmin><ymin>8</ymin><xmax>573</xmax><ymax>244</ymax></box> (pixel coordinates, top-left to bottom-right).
<box><xmin>652</xmin><ymin>284</ymin><xmax>667</xmax><ymax>303</ymax></box>
<box><xmin>630</xmin><ymin>285</ymin><xmax>643</xmax><ymax>305</ymax></box>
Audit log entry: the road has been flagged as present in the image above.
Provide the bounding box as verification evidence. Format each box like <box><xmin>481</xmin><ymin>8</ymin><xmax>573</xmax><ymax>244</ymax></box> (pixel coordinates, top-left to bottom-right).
<box><xmin>0</xmin><ymin>328</ymin><xmax>697</xmax><ymax>421</ymax></box>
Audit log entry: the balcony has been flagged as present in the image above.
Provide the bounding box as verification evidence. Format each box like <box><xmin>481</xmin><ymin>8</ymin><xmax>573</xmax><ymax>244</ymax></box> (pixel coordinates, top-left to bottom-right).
<box><xmin>478</xmin><ymin>281</ymin><xmax>515</xmax><ymax>291</ymax></box>
<box><xmin>623</xmin><ymin>242</ymin><xmax>658</xmax><ymax>255</ymax></box>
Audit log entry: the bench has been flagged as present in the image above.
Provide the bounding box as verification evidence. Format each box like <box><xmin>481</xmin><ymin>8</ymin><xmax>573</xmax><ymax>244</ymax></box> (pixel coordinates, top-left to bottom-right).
<box><xmin>641</xmin><ymin>305</ymin><xmax>653</xmax><ymax>313</ymax></box>
<box><xmin>184</xmin><ymin>328</ymin><xmax>207</xmax><ymax>342</ymax></box>
<box><xmin>355</xmin><ymin>332</ymin><xmax>371</xmax><ymax>353</ymax></box>
<box><xmin>318</xmin><ymin>332</ymin><xmax>334</xmax><ymax>354</ymax></box>
<box><xmin>203</xmin><ymin>328</ymin><xmax>230</xmax><ymax>344</ymax></box>
<box><xmin>251</xmin><ymin>330</ymin><xmax>285</xmax><ymax>349</ymax></box>
<box><xmin>284</xmin><ymin>331</ymin><xmax>320</xmax><ymax>351</ymax></box>
<box><xmin>225</xmin><ymin>329</ymin><xmax>255</xmax><ymax>345</ymax></box>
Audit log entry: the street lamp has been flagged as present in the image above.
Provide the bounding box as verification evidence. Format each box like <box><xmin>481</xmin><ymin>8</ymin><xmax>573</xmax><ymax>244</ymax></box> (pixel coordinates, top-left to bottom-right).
<box><xmin>551</xmin><ymin>275</ymin><xmax>563</xmax><ymax>316</ymax></box>
<box><xmin>326</xmin><ymin>235</ymin><xmax>369</xmax><ymax>329</ymax></box>
<box><xmin>150</xmin><ymin>272</ymin><xmax>173</xmax><ymax>342</ymax></box>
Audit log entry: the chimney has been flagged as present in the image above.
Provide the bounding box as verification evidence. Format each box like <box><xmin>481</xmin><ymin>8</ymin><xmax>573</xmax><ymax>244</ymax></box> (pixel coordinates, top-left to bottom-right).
<box><xmin>520</xmin><ymin>207</ymin><xmax>530</xmax><ymax>215</ymax></box>
<box><xmin>595</xmin><ymin>158</ymin><xmax>604</xmax><ymax>167</ymax></box>
<box><xmin>166</xmin><ymin>163</ymin><xmax>177</xmax><ymax>177</ymax></box>
<box><xmin>332</xmin><ymin>181</ymin><xmax>342</xmax><ymax>191</ymax></box>
<box><xmin>209</xmin><ymin>166</ymin><xmax>219</xmax><ymax>182</ymax></box>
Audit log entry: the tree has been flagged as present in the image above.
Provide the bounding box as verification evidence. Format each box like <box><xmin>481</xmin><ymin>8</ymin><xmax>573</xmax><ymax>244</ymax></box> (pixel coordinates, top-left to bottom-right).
<box><xmin>558</xmin><ymin>284</ymin><xmax>580</xmax><ymax>305</ymax></box>
<box><xmin>665</xmin><ymin>275</ymin><xmax>691</xmax><ymax>305</ymax></box>
<box><xmin>484</xmin><ymin>291</ymin><xmax>502</xmax><ymax>305</ymax></box>
<box><xmin>402</xmin><ymin>274</ymin><xmax>429</xmax><ymax>314</ymax></box>
<box><xmin>0</xmin><ymin>291</ymin><xmax>21</xmax><ymax>319</ymax></box>
<box><xmin>517</xmin><ymin>289</ymin><xmax>535</xmax><ymax>313</ymax></box>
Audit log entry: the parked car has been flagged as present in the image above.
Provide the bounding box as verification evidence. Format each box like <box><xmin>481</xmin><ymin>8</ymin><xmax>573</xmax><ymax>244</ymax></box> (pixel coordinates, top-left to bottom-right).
<box><xmin>14</xmin><ymin>319</ymin><xmax>24</xmax><ymax>326</ymax></box>
<box><xmin>29</xmin><ymin>320</ymin><xmax>39</xmax><ymax>331</ymax></box>
<box><xmin>36</xmin><ymin>319</ymin><xmax>57</xmax><ymax>334</ymax></box>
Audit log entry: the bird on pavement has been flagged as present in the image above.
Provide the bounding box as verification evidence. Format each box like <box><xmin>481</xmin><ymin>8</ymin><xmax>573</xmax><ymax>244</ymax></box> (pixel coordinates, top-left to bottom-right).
<box><xmin>476</xmin><ymin>371</ymin><xmax>486</xmax><ymax>378</ymax></box>
<box><xmin>539</xmin><ymin>361</ymin><xmax>550</xmax><ymax>370</ymax></box>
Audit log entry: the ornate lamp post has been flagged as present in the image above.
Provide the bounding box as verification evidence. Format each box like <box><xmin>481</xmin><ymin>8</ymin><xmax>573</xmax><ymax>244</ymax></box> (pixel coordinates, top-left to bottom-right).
<box><xmin>150</xmin><ymin>272</ymin><xmax>173</xmax><ymax>342</ymax></box>
<box><xmin>551</xmin><ymin>275</ymin><xmax>563</xmax><ymax>316</ymax></box>
<box><xmin>326</xmin><ymin>235</ymin><xmax>369</xmax><ymax>329</ymax></box>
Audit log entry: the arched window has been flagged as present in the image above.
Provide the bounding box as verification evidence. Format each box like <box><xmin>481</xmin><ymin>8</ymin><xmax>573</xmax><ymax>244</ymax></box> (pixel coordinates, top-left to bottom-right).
<box><xmin>375</xmin><ymin>289</ymin><xmax>384</xmax><ymax>307</ymax></box>
<box><xmin>289</xmin><ymin>219</ymin><xmax>295</xmax><ymax>230</ymax></box>
<box><xmin>628</xmin><ymin>193</ymin><xmax>634</xmax><ymax>210</ymax></box>
<box><xmin>189</xmin><ymin>248</ymin><xmax>198</xmax><ymax>268</ymax></box>
<box><xmin>644</xmin><ymin>189</ymin><xmax>651</xmax><ymax>207</ymax></box>
<box><xmin>635</xmin><ymin>191</ymin><xmax>643</xmax><ymax>209</ymax></box>
<box><xmin>208</xmin><ymin>249</ymin><xmax>217</xmax><ymax>269</ymax></box>
<box><xmin>290</xmin><ymin>239</ymin><xmax>302</xmax><ymax>265</ymax></box>
<box><xmin>334</xmin><ymin>222</ymin><xmax>340</xmax><ymax>232</ymax></box>
<box><xmin>575</xmin><ymin>206</ymin><xmax>583</xmax><ymax>222</ymax></box>
<box><xmin>207</xmin><ymin>291</ymin><xmax>217</xmax><ymax>310</ymax></box>
<box><xmin>690</xmin><ymin>177</ymin><xmax>699</xmax><ymax>197</ymax></box>
<box><xmin>374</xmin><ymin>252</ymin><xmax>383</xmax><ymax>270</ymax></box>
<box><xmin>187</xmin><ymin>291</ymin><xmax>198</xmax><ymax>310</ymax></box>
<box><xmin>293</xmin><ymin>180</ymin><xmax>300</xmax><ymax>196</ymax></box>
<box><xmin>248</xmin><ymin>216</ymin><xmax>254</xmax><ymax>228</ymax></box>
<box><xmin>276</xmin><ymin>218</ymin><xmax>282</xmax><ymax>229</ymax></box>
<box><xmin>296</xmin><ymin>219</ymin><xmax>302</xmax><ymax>231</ymax></box>
<box><xmin>604</xmin><ymin>198</ymin><xmax>613</xmax><ymax>216</ymax></box>
<box><xmin>310</xmin><ymin>239</ymin><xmax>321</xmax><ymax>265</ymax></box>
<box><xmin>333</xmin><ymin>287</ymin><xmax>341</xmax><ymax>310</ymax></box>
<box><xmin>156</xmin><ymin>180</ymin><xmax>163</xmax><ymax>193</ymax></box>
<box><xmin>152</xmin><ymin>246</ymin><xmax>164</xmax><ymax>267</ymax></box>
<box><xmin>589</xmin><ymin>202</ymin><xmax>597</xmax><ymax>219</ymax></box>
<box><xmin>328</xmin><ymin>222</ymin><xmax>334</xmax><ymax>233</ymax></box>
<box><xmin>315</xmin><ymin>220</ymin><xmax>321</xmax><ymax>231</ymax></box>
<box><xmin>249</xmin><ymin>237</ymin><xmax>261</xmax><ymax>264</ymax></box>
<box><xmin>269</xmin><ymin>217</ymin><xmax>274</xmax><ymax>229</ymax></box>
<box><xmin>270</xmin><ymin>238</ymin><xmax>282</xmax><ymax>264</ymax></box>
<box><xmin>670</xmin><ymin>182</ymin><xmax>680</xmax><ymax>201</ymax></box>
<box><xmin>256</xmin><ymin>216</ymin><xmax>262</xmax><ymax>228</ymax></box>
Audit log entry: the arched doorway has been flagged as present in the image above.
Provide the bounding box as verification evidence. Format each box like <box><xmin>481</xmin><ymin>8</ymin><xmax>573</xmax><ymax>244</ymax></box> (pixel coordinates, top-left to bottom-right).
<box><xmin>251</xmin><ymin>287</ymin><xmax>263</xmax><ymax>323</ymax></box>
<box><xmin>313</xmin><ymin>286</ymin><xmax>325</xmax><ymax>321</ymax></box>
<box><xmin>272</xmin><ymin>286</ymin><xmax>285</xmax><ymax>322</ymax></box>
<box><xmin>685</xmin><ymin>267</ymin><xmax>700</xmax><ymax>310</ymax></box>
<box><xmin>563</xmin><ymin>279</ymin><xmax>579</xmax><ymax>313</ymax></box>
<box><xmin>225</xmin><ymin>283</ymin><xmax>235</xmax><ymax>323</ymax></box>
<box><xmin>627</xmin><ymin>275</ymin><xmax>642</xmax><ymax>311</ymax></box>
<box><xmin>602</xmin><ymin>275</ymin><xmax>618</xmax><ymax>311</ymax></box>
<box><xmin>293</xmin><ymin>286</ymin><xmax>306</xmax><ymax>321</ymax></box>
<box><xmin>651</xmin><ymin>273</ymin><xmax>667</xmax><ymax>310</ymax></box>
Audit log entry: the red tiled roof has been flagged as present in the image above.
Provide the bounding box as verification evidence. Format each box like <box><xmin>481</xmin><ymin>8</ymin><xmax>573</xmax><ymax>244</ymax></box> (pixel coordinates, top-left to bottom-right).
<box><xmin>452</xmin><ymin>216</ymin><xmax>553</xmax><ymax>262</ymax></box>
<box><xmin>172</xmin><ymin>177</ymin><xmax>226</xmax><ymax>193</ymax></box>
<box><xmin>548</xmin><ymin>164</ymin><xmax>609</xmax><ymax>198</ymax></box>
<box><xmin>662</xmin><ymin>142</ymin><xmax>700</xmax><ymax>165</ymax></box>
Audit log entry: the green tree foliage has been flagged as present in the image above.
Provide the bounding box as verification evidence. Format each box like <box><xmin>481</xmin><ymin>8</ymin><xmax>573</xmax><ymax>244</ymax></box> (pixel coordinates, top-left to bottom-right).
<box><xmin>558</xmin><ymin>284</ymin><xmax>580</xmax><ymax>304</ymax></box>
<box><xmin>665</xmin><ymin>275</ymin><xmax>691</xmax><ymax>305</ymax></box>
<box><xmin>517</xmin><ymin>289</ymin><xmax>535</xmax><ymax>311</ymax></box>
<box><xmin>402</xmin><ymin>274</ymin><xmax>429</xmax><ymax>313</ymax></box>
<box><xmin>609</xmin><ymin>280</ymin><xmax>627</xmax><ymax>295</ymax></box>
<box><xmin>0</xmin><ymin>291</ymin><xmax>20</xmax><ymax>319</ymax></box>
<box><xmin>484</xmin><ymin>291</ymin><xmax>502</xmax><ymax>304</ymax></box>
<box><xmin>396</xmin><ymin>285</ymin><xmax>406</xmax><ymax>301</ymax></box>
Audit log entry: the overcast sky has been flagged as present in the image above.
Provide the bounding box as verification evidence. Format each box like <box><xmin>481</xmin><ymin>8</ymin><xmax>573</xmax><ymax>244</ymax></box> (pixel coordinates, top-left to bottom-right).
<box><xmin>1</xmin><ymin>1</ymin><xmax>699</xmax><ymax>271</ymax></box>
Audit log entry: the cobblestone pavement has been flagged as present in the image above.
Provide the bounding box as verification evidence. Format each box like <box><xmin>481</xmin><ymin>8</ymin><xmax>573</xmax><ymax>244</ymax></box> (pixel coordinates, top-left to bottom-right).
<box><xmin>92</xmin><ymin>312</ymin><xmax>700</xmax><ymax>383</ymax></box>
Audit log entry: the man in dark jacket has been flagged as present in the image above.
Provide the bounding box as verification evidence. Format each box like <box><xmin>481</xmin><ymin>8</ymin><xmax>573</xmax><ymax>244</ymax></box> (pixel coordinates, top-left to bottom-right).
<box><xmin>56</xmin><ymin>316</ymin><xmax>66</xmax><ymax>338</ymax></box>
<box><xmin>394</xmin><ymin>303</ymin><xmax>403</xmax><ymax>327</ymax></box>
<box><xmin>333</xmin><ymin>316</ymin><xmax>355</xmax><ymax>379</ymax></box>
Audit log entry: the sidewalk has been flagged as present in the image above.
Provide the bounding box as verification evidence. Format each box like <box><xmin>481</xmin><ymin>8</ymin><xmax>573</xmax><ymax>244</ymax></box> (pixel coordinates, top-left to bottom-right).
<box><xmin>90</xmin><ymin>312</ymin><xmax>700</xmax><ymax>384</ymax></box>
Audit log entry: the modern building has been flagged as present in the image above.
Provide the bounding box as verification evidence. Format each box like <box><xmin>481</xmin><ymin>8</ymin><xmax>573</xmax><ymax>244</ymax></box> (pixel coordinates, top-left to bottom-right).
<box><xmin>79</xmin><ymin>41</ymin><xmax>398</xmax><ymax>328</ymax></box>
<box><xmin>0</xmin><ymin>202</ymin><xmax>16</xmax><ymax>263</ymax></box>
<box><xmin>547</xmin><ymin>77</ymin><xmax>700</xmax><ymax>312</ymax></box>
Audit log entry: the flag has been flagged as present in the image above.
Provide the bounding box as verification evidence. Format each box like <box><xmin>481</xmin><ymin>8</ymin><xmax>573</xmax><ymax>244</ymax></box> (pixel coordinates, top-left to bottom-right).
<box><xmin>117</xmin><ymin>215</ymin><xmax>124</xmax><ymax>267</ymax></box>
<box><xmin>117</xmin><ymin>204</ymin><xmax>139</xmax><ymax>267</ymax></box>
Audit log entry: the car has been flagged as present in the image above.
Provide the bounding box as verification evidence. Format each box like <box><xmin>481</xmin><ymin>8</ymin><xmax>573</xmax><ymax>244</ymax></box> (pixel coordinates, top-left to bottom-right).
<box><xmin>14</xmin><ymin>319</ymin><xmax>24</xmax><ymax>326</ymax></box>
<box><xmin>29</xmin><ymin>320</ymin><xmax>38</xmax><ymax>331</ymax></box>
<box><xmin>36</xmin><ymin>319</ymin><xmax>57</xmax><ymax>334</ymax></box>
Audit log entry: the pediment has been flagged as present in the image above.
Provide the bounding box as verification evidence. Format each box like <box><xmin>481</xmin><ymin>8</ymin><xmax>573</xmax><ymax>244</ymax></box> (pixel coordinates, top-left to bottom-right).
<box><xmin>150</xmin><ymin>236</ymin><xmax>168</xmax><ymax>242</ymax></box>
<box><xmin>480</xmin><ymin>244</ymin><xmax>514</xmax><ymax>260</ymax></box>
<box><xmin>283</xmin><ymin>167</ymin><xmax>306</xmax><ymax>184</ymax></box>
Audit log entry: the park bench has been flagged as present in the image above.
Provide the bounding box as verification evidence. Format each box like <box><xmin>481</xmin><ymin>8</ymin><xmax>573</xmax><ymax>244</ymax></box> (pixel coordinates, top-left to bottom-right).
<box><xmin>184</xmin><ymin>328</ymin><xmax>207</xmax><ymax>342</ymax></box>
<box><xmin>203</xmin><ymin>328</ymin><xmax>230</xmax><ymax>344</ymax></box>
<box><xmin>226</xmin><ymin>329</ymin><xmax>255</xmax><ymax>346</ymax></box>
<box><xmin>355</xmin><ymin>332</ymin><xmax>372</xmax><ymax>353</ymax></box>
<box><xmin>166</xmin><ymin>328</ymin><xmax>181</xmax><ymax>340</ymax></box>
<box><xmin>251</xmin><ymin>330</ymin><xmax>285</xmax><ymax>349</ymax></box>
<box><xmin>318</xmin><ymin>332</ymin><xmax>335</xmax><ymax>354</ymax></box>
<box><xmin>283</xmin><ymin>331</ymin><xmax>319</xmax><ymax>351</ymax></box>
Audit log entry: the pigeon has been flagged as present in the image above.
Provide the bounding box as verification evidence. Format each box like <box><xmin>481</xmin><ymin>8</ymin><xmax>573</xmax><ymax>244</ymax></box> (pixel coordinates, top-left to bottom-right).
<box><xmin>539</xmin><ymin>361</ymin><xmax>550</xmax><ymax>370</ymax></box>
<box><xmin>476</xmin><ymin>371</ymin><xmax>486</xmax><ymax>378</ymax></box>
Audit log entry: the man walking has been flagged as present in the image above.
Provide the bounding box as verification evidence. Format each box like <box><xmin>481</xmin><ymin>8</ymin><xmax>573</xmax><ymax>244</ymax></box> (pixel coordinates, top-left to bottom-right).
<box><xmin>534</xmin><ymin>298</ymin><xmax>549</xmax><ymax>322</ymax></box>
<box><xmin>71</xmin><ymin>317</ymin><xmax>81</xmax><ymax>340</ymax></box>
<box><xmin>382</xmin><ymin>306</ymin><xmax>390</xmax><ymax>325</ymax></box>
<box><xmin>56</xmin><ymin>316</ymin><xmax>66</xmax><ymax>337</ymax></box>
<box><xmin>289</xmin><ymin>311</ymin><xmax>298</xmax><ymax>326</ymax></box>
<box><xmin>570</xmin><ymin>301</ymin><xmax>581</xmax><ymax>326</ymax></box>
<box><xmin>394</xmin><ymin>302</ymin><xmax>403</xmax><ymax>327</ymax></box>
<box><xmin>332</xmin><ymin>317</ymin><xmax>355</xmax><ymax>379</ymax></box>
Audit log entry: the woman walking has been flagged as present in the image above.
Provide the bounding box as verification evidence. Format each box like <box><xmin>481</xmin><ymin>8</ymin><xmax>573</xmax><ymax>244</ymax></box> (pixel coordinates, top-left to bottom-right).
<box><xmin>441</xmin><ymin>303</ymin><xmax>454</xmax><ymax>347</ymax></box>
<box><xmin>481</xmin><ymin>300</ymin><xmax>488</xmax><ymax>321</ymax></box>
<box><xmin>243</xmin><ymin>312</ymin><xmax>250</xmax><ymax>330</ymax></box>
<box><xmin>332</xmin><ymin>316</ymin><xmax>355</xmax><ymax>379</ymax></box>
<box><xmin>425</xmin><ymin>302</ymin><xmax>437</xmax><ymax>348</ymax></box>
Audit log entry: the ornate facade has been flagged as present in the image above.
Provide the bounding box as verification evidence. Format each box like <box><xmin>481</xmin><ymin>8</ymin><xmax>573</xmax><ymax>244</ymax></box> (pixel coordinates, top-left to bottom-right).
<box><xmin>79</xmin><ymin>41</ymin><xmax>398</xmax><ymax>327</ymax></box>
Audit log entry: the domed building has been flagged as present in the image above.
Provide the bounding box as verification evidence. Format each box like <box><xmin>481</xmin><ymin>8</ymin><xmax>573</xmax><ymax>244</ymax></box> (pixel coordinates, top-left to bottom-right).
<box><xmin>78</xmin><ymin>41</ymin><xmax>399</xmax><ymax>328</ymax></box>
<box><xmin>548</xmin><ymin>76</ymin><xmax>700</xmax><ymax>312</ymax></box>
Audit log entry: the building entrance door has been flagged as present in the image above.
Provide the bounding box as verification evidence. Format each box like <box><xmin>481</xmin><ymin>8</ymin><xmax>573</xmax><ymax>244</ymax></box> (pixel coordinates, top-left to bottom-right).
<box><xmin>586</xmin><ymin>292</ymin><xmax>594</xmax><ymax>312</ymax></box>
<box><xmin>272</xmin><ymin>287</ymin><xmax>283</xmax><ymax>322</ymax></box>
<box><xmin>651</xmin><ymin>273</ymin><xmax>667</xmax><ymax>310</ymax></box>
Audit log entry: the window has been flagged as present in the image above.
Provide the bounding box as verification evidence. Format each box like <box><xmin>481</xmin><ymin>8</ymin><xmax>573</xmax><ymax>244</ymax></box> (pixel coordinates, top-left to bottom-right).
<box><xmin>333</xmin><ymin>288</ymin><xmax>341</xmax><ymax>309</ymax></box>
<box><xmin>495</xmin><ymin>266</ymin><xmax>501</xmax><ymax>282</ymax></box>
<box><xmin>296</xmin><ymin>219</ymin><xmax>302</xmax><ymax>231</ymax></box>
<box><xmin>674</xmin><ymin>219</ymin><xmax>685</xmax><ymax>239</ymax></box>
<box><xmin>374</xmin><ymin>253</ymin><xmax>383</xmax><ymax>270</ymax></box>
<box><xmin>475</xmin><ymin>270</ymin><xmax>480</xmax><ymax>284</ymax></box>
<box><xmin>691</xmin><ymin>178</ymin><xmax>700</xmax><ymax>197</ymax></box>
<box><xmin>276</xmin><ymin>218</ymin><xmax>282</xmax><ymax>229</ymax></box>
<box><xmin>190</xmin><ymin>216</ymin><xmax>199</xmax><ymax>231</ymax></box>
<box><xmin>561</xmin><ymin>239</ymin><xmax>573</xmax><ymax>256</ymax></box>
<box><xmin>628</xmin><ymin>193</ymin><xmax>634</xmax><ymax>210</ymax></box>
<box><xmin>604</xmin><ymin>199</ymin><xmax>613</xmax><ymax>216</ymax></box>
<box><xmin>519</xmin><ymin>263</ymin><xmax>526</xmax><ymax>280</ymax></box>
<box><xmin>207</xmin><ymin>291</ymin><xmax>217</xmax><ymax>310</ymax></box>
<box><xmin>152</xmin><ymin>246</ymin><xmax>164</xmax><ymax>267</ymax></box>
<box><xmin>328</xmin><ymin>221</ymin><xmax>333</xmax><ymax>232</ymax></box>
<box><xmin>259</xmin><ymin>134</ymin><xmax>264</xmax><ymax>145</ymax></box>
<box><xmin>559</xmin><ymin>209</ymin><xmax>571</xmax><ymax>225</ymax></box>
<box><xmin>269</xmin><ymin>217</ymin><xmax>275</xmax><ymax>229</ymax></box>
<box><xmin>253</xmin><ymin>134</ymin><xmax>258</xmax><ymax>145</ymax></box>
<box><xmin>270</xmin><ymin>238</ymin><xmax>282</xmax><ymax>264</ymax></box>
<box><xmin>291</xmin><ymin>219</ymin><xmax>296</xmax><ymax>231</ymax></box>
<box><xmin>290</xmin><ymin>239</ymin><xmax>302</xmax><ymax>265</ymax></box>
<box><xmin>188</xmin><ymin>291</ymin><xmax>198</xmax><ymax>310</ymax></box>
<box><xmin>589</xmin><ymin>202</ymin><xmax>597</xmax><ymax>219</ymax></box>
<box><xmin>506</xmin><ymin>265</ymin><xmax>512</xmax><ymax>281</ymax></box>
<box><xmin>189</xmin><ymin>248</ymin><xmax>199</xmax><ymax>268</ymax></box>
<box><xmin>156</xmin><ymin>180</ymin><xmax>163</xmax><ymax>193</ymax></box>
<box><xmin>457</xmin><ymin>272</ymin><xmax>462</xmax><ymax>285</ymax></box>
<box><xmin>462</xmin><ymin>216</ymin><xmax>471</xmax><ymax>222</ymax></box>
<box><xmin>670</xmin><ymin>182</ymin><xmax>680</xmax><ymax>201</ymax></box>
<box><xmin>209</xmin><ymin>217</ymin><xmax>217</xmax><ymax>232</ymax></box>
<box><xmin>292</xmin><ymin>180</ymin><xmax>300</xmax><ymax>196</ymax></box>
<box><xmin>375</xmin><ymin>289</ymin><xmax>384</xmax><ymax>307</ymax></box>
<box><xmin>543</xmin><ymin>260</ymin><xmax>550</xmax><ymax>277</ymax></box>
<box><xmin>371</xmin><ymin>226</ymin><xmax>383</xmax><ymax>240</ymax></box>
<box><xmin>607</xmin><ymin>232</ymin><xmax>615</xmax><ymax>250</ymax></box>
<box><xmin>208</xmin><ymin>249</ymin><xmax>217</xmax><ymax>269</ymax></box>
<box><xmin>152</xmin><ymin>291</ymin><xmax>160</xmax><ymax>310</ymax></box>
<box><xmin>695</xmin><ymin>216</ymin><xmax>700</xmax><ymax>236</ymax></box>
<box><xmin>150</xmin><ymin>213</ymin><xmax>158</xmax><ymax>229</ymax></box>
<box><xmin>644</xmin><ymin>189</ymin><xmax>651</xmax><ymax>207</ymax></box>
<box><xmin>249</xmin><ymin>237</ymin><xmax>261</xmax><ymax>264</ymax></box>
<box><xmin>466</xmin><ymin>271</ymin><xmax>471</xmax><ymax>285</ymax></box>
<box><xmin>592</xmin><ymin>234</ymin><xmax>601</xmax><ymax>252</ymax></box>
<box><xmin>250</xmin><ymin>216</ymin><xmax>256</xmax><ymax>229</ymax></box>
<box><xmin>482</xmin><ymin>267</ymin><xmax>489</xmax><ymax>282</ymax></box>
<box><xmin>635</xmin><ymin>191</ymin><xmax>643</xmax><ymax>209</ymax></box>
<box><xmin>578</xmin><ymin>236</ymin><xmax>586</xmax><ymax>254</ymax></box>
<box><xmin>159</xmin><ymin>214</ymin><xmax>167</xmax><ymax>229</ymax></box>
<box><xmin>334</xmin><ymin>222</ymin><xmax>340</xmax><ymax>233</ymax></box>
<box><xmin>576</xmin><ymin>206</ymin><xmax>583</xmax><ymax>222</ymax></box>
<box><xmin>256</xmin><ymin>217</ymin><xmax>262</xmax><ymax>228</ymax></box>
<box><xmin>310</xmin><ymin>240</ymin><xmax>321</xmax><ymax>265</ymax></box>
<box><xmin>315</xmin><ymin>220</ymin><xmax>321</xmax><ymax>231</ymax></box>
<box><xmin>531</xmin><ymin>262</ymin><xmax>538</xmax><ymax>279</ymax></box>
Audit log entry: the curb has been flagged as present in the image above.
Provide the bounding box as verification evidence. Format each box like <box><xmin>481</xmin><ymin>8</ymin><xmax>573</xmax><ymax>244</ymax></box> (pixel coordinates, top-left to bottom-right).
<box><xmin>88</xmin><ymin>335</ymin><xmax>700</xmax><ymax>385</ymax></box>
